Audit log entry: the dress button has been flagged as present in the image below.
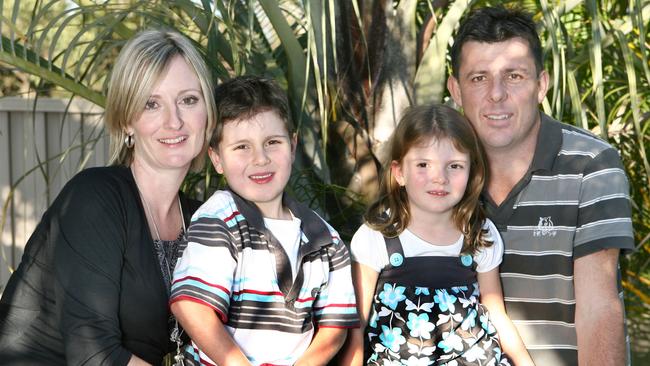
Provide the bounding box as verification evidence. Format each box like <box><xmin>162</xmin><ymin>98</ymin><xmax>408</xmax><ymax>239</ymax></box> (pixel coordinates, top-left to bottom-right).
<box><xmin>389</xmin><ymin>253</ymin><xmax>404</xmax><ymax>267</ymax></box>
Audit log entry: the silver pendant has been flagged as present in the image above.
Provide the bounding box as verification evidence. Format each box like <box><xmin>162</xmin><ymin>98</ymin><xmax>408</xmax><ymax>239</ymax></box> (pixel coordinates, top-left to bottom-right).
<box><xmin>170</xmin><ymin>321</ymin><xmax>185</xmax><ymax>366</ymax></box>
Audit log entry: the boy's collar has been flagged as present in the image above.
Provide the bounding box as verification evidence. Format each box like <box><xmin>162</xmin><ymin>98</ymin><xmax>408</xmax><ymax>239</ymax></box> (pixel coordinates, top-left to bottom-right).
<box><xmin>225</xmin><ymin>187</ymin><xmax>334</xmax><ymax>250</ymax></box>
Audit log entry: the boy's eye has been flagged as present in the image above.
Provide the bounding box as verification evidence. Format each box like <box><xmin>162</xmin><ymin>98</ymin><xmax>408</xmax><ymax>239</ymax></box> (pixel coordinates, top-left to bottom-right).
<box><xmin>233</xmin><ymin>144</ymin><xmax>249</xmax><ymax>150</ymax></box>
<box><xmin>267</xmin><ymin>139</ymin><xmax>282</xmax><ymax>146</ymax></box>
<box><xmin>144</xmin><ymin>100</ymin><xmax>158</xmax><ymax>110</ymax></box>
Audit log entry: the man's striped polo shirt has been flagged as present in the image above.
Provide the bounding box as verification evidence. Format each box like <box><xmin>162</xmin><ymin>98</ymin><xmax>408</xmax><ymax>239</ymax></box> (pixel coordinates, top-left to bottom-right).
<box><xmin>483</xmin><ymin>114</ymin><xmax>635</xmax><ymax>365</ymax></box>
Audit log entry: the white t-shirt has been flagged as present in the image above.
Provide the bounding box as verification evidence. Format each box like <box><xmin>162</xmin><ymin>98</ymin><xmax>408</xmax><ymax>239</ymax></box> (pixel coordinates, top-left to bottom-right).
<box><xmin>264</xmin><ymin>216</ymin><xmax>302</xmax><ymax>279</ymax></box>
<box><xmin>350</xmin><ymin>219</ymin><xmax>504</xmax><ymax>273</ymax></box>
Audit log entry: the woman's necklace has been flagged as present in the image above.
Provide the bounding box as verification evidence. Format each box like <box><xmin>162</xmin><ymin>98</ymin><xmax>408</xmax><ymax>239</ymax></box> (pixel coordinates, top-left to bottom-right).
<box><xmin>135</xmin><ymin>187</ymin><xmax>184</xmax><ymax>242</ymax></box>
<box><xmin>131</xmin><ymin>169</ymin><xmax>186</xmax><ymax>366</ymax></box>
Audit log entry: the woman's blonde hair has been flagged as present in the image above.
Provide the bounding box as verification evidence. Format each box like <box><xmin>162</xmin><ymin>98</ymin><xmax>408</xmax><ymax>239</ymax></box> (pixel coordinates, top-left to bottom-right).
<box><xmin>105</xmin><ymin>29</ymin><xmax>216</xmax><ymax>171</ymax></box>
<box><xmin>365</xmin><ymin>104</ymin><xmax>491</xmax><ymax>254</ymax></box>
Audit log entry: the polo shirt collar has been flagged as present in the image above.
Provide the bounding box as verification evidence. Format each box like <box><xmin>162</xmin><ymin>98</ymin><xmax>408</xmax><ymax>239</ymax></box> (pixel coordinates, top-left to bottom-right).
<box><xmin>481</xmin><ymin>113</ymin><xmax>563</xmax><ymax>230</ymax></box>
<box><xmin>226</xmin><ymin>187</ymin><xmax>333</xmax><ymax>252</ymax></box>
<box><xmin>529</xmin><ymin>113</ymin><xmax>563</xmax><ymax>173</ymax></box>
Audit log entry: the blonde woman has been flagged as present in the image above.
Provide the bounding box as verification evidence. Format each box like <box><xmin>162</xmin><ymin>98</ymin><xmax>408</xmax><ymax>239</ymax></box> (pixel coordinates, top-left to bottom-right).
<box><xmin>0</xmin><ymin>29</ymin><xmax>215</xmax><ymax>366</ymax></box>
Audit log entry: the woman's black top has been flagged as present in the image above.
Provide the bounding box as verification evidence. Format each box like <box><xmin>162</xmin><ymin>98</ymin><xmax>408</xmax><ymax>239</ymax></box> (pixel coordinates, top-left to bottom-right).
<box><xmin>0</xmin><ymin>166</ymin><xmax>200</xmax><ymax>365</ymax></box>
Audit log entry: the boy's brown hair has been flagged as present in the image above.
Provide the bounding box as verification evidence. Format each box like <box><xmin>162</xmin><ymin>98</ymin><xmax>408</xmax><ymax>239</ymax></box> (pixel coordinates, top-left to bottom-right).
<box><xmin>210</xmin><ymin>75</ymin><xmax>293</xmax><ymax>149</ymax></box>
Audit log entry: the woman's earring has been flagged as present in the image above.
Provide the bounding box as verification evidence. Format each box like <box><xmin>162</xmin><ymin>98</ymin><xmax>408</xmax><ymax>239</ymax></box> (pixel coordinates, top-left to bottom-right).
<box><xmin>124</xmin><ymin>134</ymin><xmax>134</xmax><ymax>148</ymax></box>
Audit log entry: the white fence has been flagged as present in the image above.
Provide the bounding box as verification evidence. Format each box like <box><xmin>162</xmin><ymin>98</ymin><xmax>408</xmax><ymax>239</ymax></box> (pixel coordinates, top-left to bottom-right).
<box><xmin>0</xmin><ymin>97</ymin><xmax>107</xmax><ymax>290</ymax></box>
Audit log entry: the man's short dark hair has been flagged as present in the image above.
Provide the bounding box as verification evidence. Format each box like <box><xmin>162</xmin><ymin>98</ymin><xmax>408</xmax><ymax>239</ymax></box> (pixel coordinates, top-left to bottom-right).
<box><xmin>450</xmin><ymin>6</ymin><xmax>543</xmax><ymax>78</ymax></box>
<box><xmin>210</xmin><ymin>75</ymin><xmax>293</xmax><ymax>148</ymax></box>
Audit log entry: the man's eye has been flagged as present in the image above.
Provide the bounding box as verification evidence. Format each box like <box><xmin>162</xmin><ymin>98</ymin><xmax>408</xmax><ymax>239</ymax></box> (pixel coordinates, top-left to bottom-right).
<box><xmin>508</xmin><ymin>73</ymin><xmax>523</xmax><ymax>80</ymax></box>
<box><xmin>471</xmin><ymin>75</ymin><xmax>486</xmax><ymax>82</ymax></box>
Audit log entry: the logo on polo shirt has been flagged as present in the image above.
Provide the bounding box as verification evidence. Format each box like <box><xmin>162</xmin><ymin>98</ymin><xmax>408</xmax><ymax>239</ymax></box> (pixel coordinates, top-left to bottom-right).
<box><xmin>534</xmin><ymin>216</ymin><xmax>557</xmax><ymax>237</ymax></box>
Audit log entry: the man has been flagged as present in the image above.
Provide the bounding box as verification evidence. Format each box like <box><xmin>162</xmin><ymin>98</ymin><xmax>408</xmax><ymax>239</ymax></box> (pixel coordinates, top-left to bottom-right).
<box><xmin>447</xmin><ymin>6</ymin><xmax>635</xmax><ymax>366</ymax></box>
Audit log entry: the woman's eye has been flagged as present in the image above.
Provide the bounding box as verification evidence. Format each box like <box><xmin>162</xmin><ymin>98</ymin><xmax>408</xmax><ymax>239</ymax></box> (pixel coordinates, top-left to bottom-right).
<box><xmin>416</xmin><ymin>162</ymin><xmax>427</xmax><ymax>168</ymax></box>
<box><xmin>144</xmin><ymin>100</ymin><xmax>158</xmax><ymax>110</ymax></box>
<box><xmin>181</xmin><ymin>95</ymin><xmax>199</xmax><ymax>105</ymax></box>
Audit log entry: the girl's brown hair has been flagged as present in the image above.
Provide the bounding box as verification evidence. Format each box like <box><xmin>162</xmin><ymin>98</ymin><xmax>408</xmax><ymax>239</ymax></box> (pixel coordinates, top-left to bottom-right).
<box><xmin>365</xmin><ymin>104</ymin><xmax>491</xmax><ymax>253</ymax></box>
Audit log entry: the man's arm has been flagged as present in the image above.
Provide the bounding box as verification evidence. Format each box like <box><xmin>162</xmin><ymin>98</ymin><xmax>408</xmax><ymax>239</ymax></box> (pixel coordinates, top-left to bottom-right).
<box><xmin>574</xmin><ymin>248</ymin><xmax>625</xmax><ymax>366</ymax></box>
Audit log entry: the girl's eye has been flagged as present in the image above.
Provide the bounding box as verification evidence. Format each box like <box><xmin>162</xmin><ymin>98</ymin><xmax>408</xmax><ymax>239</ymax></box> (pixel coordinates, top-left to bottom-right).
<box><xmin>144</xmin><ymin>100</ymin><xmax>158</xmax><ymax>110</ymax></box>
<box><xmin>181</xmin><ymin>95</ymin><xmax>200</xmax><ymax>105</ymax></box>
<box><xmin>416</xmin><ymin>162</ymin><xmax>428</xmax><ymax>168</ymax></box>
<box><xmin>450</xmin><ymin>163</ymin><xmax>465</xmax><ymax>170</ymax></box>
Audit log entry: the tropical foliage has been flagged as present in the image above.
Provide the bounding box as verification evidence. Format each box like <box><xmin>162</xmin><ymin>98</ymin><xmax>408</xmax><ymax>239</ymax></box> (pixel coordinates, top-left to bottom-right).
<box><xmin>1</xmin><ymin>0</ymin><xmax>649</xmax><ymax>361</ymax></box>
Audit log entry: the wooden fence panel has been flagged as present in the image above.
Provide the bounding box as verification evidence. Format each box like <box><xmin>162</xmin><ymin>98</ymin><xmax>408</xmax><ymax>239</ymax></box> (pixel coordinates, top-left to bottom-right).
<box><xmin>0</xmin><ymin>97</ymin><xmax>106</xmax><ymax>290</ymax></box>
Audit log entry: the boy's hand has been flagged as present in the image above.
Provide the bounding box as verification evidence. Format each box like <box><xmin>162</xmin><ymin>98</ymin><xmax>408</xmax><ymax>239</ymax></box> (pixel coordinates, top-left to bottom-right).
<box><xmin>293</xmin><ymin>327</ymin><xmax>348</xmax><ymax>366</ymax></box>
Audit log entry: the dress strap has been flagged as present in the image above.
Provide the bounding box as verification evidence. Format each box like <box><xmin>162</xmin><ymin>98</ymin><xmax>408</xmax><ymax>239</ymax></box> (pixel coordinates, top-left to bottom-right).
<box><xmin>383</xmin><ymin>235</ymin><xmax>406</xmax><ymax>269</ymax></box>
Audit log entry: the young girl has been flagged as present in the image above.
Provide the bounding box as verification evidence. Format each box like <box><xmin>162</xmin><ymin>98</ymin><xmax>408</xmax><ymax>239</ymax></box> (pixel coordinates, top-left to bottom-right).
<box><xmin>340</xmin><ymin>104</ymin><xmax>534</xmax><ymax>365</ymax></box>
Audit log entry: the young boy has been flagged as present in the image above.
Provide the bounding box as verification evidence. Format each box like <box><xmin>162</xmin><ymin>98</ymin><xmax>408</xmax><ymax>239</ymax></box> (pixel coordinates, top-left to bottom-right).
<box><xmin>170</xmin><ymin>76</ymin><xmax>359</xmax><ymax>366</ymax></box>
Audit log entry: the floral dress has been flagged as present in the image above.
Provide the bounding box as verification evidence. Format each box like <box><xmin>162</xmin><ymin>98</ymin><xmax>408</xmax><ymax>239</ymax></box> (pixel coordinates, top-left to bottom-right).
<box><xmin>364</xmin><ymin>236</ymin><xmax>511</xmax><ymax>366</ymax></box>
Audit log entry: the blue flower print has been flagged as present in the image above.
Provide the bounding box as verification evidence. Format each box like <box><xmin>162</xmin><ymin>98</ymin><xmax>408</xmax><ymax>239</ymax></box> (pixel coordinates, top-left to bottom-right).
<box><xmin>450</xmin><ymin>286</ymin><xmax>468</xmax><ymax>294</ymax></box>
<box><xmin>379</xmin><ymin>283</ymin><xmax>407</xmax><ymax>310</ymax></box>
<box><xmin>494</xmin><ymin>346</ymin><xmax>502</xmax><ymax>361</ymax></box>
<box><xmin>437</xmin><ymin>332</ymin><xmax>464</xmax><ymax>353</ymax></box>
<box><xmin>415</xmin><ymin>287</ymin><xmax>430</xmax><ymax>296</ymax></box>
<box><xmin>433</xmin><ymin>289</ymin><xmax>457</xmax><ymax>312</ymax></box>
<box><xmin>369</xmin><ymin>308</ymin><xmax>378</xmax><ymax>328</ymax></box>
<box><xmin>460</xmin><ymin>309</ymin><xmax>477</xmax><ymax>330</ymax></box>
<box><xmin>379</xmin><ymin>325</ymin><xmax>406</xmax><ymax>353</ymax></box>
<box><xmin>406</xmin><ymin>313</ymin><xmax>435</xmax><ymax>339</ymax></box>
<box><xmin>471</xmin><ymin>283</ymin><xmax>480</xmax><ymax>297</ymax></box>
<box><xmin>480</xmin><ymin>313</ymin><xmax>496</xmax><ymax>334</ymax></box>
